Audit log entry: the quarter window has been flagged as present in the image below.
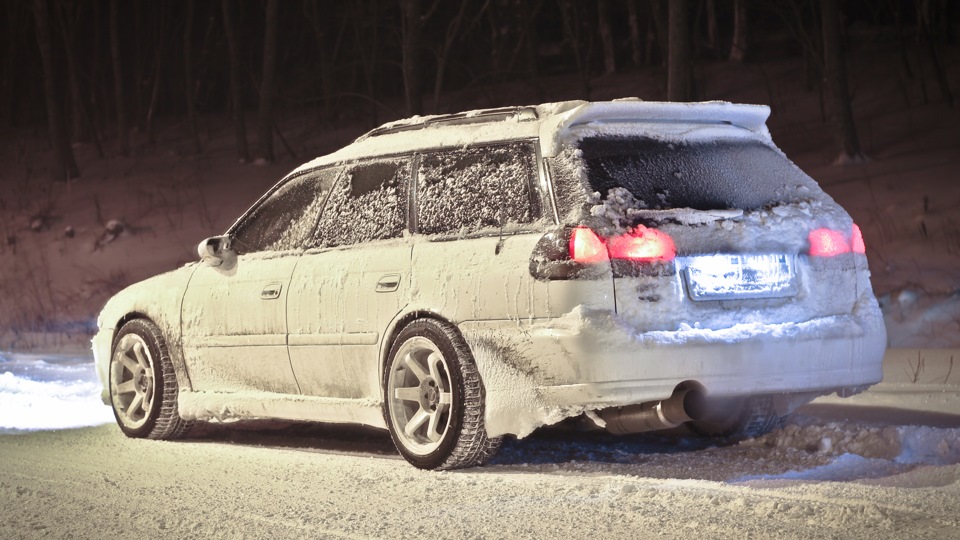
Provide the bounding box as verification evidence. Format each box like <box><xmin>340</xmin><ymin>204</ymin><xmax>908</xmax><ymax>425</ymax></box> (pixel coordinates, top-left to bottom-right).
<box><xmin>417</xmin><ymin>142</ymin><xmax>537</xmax><ymax>235</ymax></box>
<box><xmin>313</xmin><ymin>158</ymin><xmax>409</xmax><ymax>247</ymax></box>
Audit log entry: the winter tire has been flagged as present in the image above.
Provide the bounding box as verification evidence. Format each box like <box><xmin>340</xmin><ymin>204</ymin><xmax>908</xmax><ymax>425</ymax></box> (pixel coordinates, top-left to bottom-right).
<box><xmin>383</xmin><ymin>319</ymin><xmax>502</xmax><ymax>470</ymax></box>
<box><xmin>109</xmin><ymin>319</ymin><xmax>193</xmax><ymax>439</ymax></box>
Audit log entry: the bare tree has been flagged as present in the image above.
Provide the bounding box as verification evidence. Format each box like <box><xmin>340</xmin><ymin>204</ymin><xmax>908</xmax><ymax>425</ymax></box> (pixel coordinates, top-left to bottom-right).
<box><xmin>626</xmin><ymin>0</ymin><xmax>643</xmax><ymax>66</ymax></box>
<box><xmin>399</xmin><ymin>0</ymin><xmax>427</xmax><ymax>116</ymax></box>
<box><xmin>820</xmin><ymin>0</ymin><xmax>864</xmax><ymax>163</ymax></box>
<box><xmin>730</xmin><ymin>0</ymin><xmax>748</xmax><ymax>62</ymax></box>
<box><xmin>598</xmin><ymin>0</ymin><xmax>616</xmax><ymax>74</ymax></box>
<box><xmin>706</xmin><ymin>0</ymin><xmax>719</xmax><ymax>53</ymax></box>
<box><xmin>144</xmin><ymin>2</ymin><xmax>168</xmax><ymax>144</ymax></box>
<box><xmin>917</xmin><ymin>0</ymin><xmax>954</xmax><ymax>107</ymax></box>
<box><xmin>109</xmin><ymin>0</ymin><xmax>128</xmax><ymax>156</ymax></box>
<box><xmin>183</xmin><ymin>0</ymin><xmax>202</xmax><ymax>154</ymax></box>
<box><xmin>431</xmin><ymin>0</ymin><xmax>490</xmax><ymax>111</ymax></box>
<box><xmin>667</xmin><ymin>0</ymin><xmax>692</xmax><ymax>101</ymax></box>
<box><xmin>222</xmin><ymin>0</ymin><xmax>249</xmax><ymax>162</ymax></box>
<box><xmin>257</xmin><ymin>0</ymin><xmax>279</xmax><ymax>163</ymax></box>
<box><xmin>31</xmin><ymin>0</ymin><xmax>79</xmax><ymax>180</ymax></box>
<box><xmin>560</xmin><ymin>0</ymin><xmax>592</xmax><ymax>99</ymax></box>
<box><xmin>54</xmin><ymin>1</ymin><xmax>102</xmax><ymax>158</ymax></box>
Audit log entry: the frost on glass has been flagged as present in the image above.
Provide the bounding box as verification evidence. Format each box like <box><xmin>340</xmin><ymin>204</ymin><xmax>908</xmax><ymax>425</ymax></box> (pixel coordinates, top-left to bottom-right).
<box><xmin>313</xmin><ymin>159</ymin><xmax>408</xmax><ymax>247</ymax></box>
<box><xmin>417</xmin><ymin>142</ymin><xmax>536</xmax><ymax>235</ymax></box>
<box><xmin>231</xmin><ymin>169</ymin><xmax>334</xmax><ymax>254</ymax></box>
<box><xmin>578</xmin><ymin>137</ymin><xmax>817</xmax><ymax>211</ymax></box>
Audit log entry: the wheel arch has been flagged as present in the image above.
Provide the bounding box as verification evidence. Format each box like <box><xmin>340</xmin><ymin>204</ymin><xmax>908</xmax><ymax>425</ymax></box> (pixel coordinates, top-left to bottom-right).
<box><xmin>106</xmin><ymin>309</ymin><xmax>194</xmax><ymax>394</ymax></box>
<box><xmin>378</xmin><ymin>309</ymin><xmax>466</xmax><ymax>399</ymax></box>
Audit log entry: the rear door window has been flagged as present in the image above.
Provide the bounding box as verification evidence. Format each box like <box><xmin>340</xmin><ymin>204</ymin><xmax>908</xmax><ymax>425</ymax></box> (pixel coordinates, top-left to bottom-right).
<box><xmin>416</xmin><ymin>141</ymin><xmax>538</xmax><ymax>235</ymax></box>
<box><xmin>312</xmin><ymin>158</ymin><xmax>410</xmax><ymax>247</ymax></box>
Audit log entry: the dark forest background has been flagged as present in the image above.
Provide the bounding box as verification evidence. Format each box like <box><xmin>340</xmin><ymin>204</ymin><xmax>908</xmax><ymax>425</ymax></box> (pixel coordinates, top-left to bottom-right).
<box><xmin>5</xmin><ymin>0</ymin><xmax>957</xmax><ymax>182</ymax></box>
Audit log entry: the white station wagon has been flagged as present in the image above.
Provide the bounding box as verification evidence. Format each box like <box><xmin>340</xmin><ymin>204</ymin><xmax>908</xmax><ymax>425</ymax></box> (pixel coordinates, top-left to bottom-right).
<box><xmin>93</xmin><ymin>100</ymin><xmax>887</xmax><ymax>469</ymax></box>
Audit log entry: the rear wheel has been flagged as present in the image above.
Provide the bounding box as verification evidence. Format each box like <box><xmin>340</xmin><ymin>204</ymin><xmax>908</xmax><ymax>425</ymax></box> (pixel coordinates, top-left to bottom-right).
<box><xmin>109</xmin><ymin>319</ymin><xmax>193</xmax><ymax>439</ymax></box>
<box><xmin>383</xmin><ymin>319</ymin><xmax>501</xmax><ymax>470</ymax></box>
<box><xmin>688</xmin><ymin>395</ymin><xmax>781</xmax><ymax>439</ymax></box>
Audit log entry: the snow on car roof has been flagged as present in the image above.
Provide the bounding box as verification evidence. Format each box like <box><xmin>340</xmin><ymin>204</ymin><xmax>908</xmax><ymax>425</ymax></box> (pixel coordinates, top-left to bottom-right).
<box><xmin>289</xmin><ymin>99</ymin><xmax>772</xmax><ymax>176</ymax></box>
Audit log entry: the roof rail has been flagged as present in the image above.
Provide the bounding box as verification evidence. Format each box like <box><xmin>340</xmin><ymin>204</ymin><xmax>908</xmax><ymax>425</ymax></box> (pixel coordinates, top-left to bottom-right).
<box><xmin>355</xmin><ymin>106</ymin><xmax>538</xmax><ymax>141</ymax></box>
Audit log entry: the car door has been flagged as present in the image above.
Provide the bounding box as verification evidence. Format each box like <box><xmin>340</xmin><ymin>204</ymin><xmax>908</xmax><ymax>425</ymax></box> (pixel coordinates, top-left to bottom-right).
<box><xmin>410</xmin><ymin>141</ymin><xmax>547</xmax><ymax>322</ymax></box>
<box><xmin>180</xmin><ymin>171</ymin><xmax>328</xmax><ymax>394</ymax></box>
<box><xmin>287</xmin><ymin>157</ymin><xmax>412</xmax><ymax>400</ymax></box>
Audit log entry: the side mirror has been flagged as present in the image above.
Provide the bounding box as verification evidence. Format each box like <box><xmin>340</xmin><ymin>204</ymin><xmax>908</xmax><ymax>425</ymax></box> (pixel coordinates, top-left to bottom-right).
<box><xmin>198</xmin><ymin>235</ymin><xmax>234</xmax><ymax>267</ymax></box>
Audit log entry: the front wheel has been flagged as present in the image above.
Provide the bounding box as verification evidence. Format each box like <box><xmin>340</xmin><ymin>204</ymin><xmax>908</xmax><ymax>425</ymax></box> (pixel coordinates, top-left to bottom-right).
<box><xmin>109</xmin><ymin>319</ymin><xmax>193</xmax><ymax>439</ymax></box>
<box><xmin>383</xmin><ymin>319</ymin><xmax>501</xmax><ymax>470</ymax></box>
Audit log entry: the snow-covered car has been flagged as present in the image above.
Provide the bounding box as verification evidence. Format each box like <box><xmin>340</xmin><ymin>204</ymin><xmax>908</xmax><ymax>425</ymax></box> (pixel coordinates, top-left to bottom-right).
<box><xmin>93</xmin><ymin>99</ymin><xmax>887</xmax><ymax>470</ymax></box>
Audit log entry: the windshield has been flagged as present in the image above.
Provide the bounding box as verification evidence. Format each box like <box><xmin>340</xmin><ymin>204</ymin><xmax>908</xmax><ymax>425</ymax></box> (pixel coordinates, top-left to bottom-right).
<box><xmin>577</xmin><ymin>136</ymin><xmax>816</xmax><ymax>211</ymax></box>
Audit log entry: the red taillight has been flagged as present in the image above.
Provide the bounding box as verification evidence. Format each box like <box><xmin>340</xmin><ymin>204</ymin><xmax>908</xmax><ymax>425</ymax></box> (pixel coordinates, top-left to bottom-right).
<box><xmin>607</xmin><ymin>225</ymin><xmax>676</xmax><ymax>262</ymax></box>
<box><xmin>851</xmin><ymin>224</ymin><xmax>866</xmax><ymax>254</ymax></box>
<box><xmin>570</xmin><ymin>225</ymin><xmax>675</xmax><ymax>263</ymax></box>
<box><xmin>570</xmin><ymin>226</ymin><xmax>608</xmax><ymax>263</ymax></box>
<box><xmin>809</xmin><ymin>224</ymin><xmax>866</xmax><ymax>256</ymax></box>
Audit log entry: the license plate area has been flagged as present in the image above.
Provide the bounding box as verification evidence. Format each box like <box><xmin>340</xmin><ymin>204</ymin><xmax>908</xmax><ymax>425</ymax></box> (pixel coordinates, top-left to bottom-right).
<box><xmin>684</xmin><ymin>254</ymin><xmax>798</xmax><ymax>301</ymax></box>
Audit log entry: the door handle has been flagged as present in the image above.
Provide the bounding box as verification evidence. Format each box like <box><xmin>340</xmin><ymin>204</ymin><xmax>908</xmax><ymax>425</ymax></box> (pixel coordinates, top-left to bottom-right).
<box><xmin>376</xmin><ymin>274</ymin><xmax>401</xmax><ymax>293</ymax></box>
<box><xmin>261</xmin><ymin>282</ymin><xmax>282</xmax><ymax>300</ymax></box>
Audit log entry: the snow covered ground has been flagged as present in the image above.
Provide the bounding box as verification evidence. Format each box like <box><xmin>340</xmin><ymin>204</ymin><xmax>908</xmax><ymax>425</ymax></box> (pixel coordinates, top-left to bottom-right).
<box><xmin>1</xmin><ymin>349</ymin><xmax>958</xmax><ymax>538</ymax></box>
<box><xmin>1</xmin><ymin>43</ymin><xmax>958</xmax><ymax>538</ymax></box>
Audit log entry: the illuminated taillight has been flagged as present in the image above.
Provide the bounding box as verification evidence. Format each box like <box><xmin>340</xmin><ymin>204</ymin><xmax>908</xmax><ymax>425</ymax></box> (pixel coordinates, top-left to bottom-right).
<box><xmin>532</xmin><ymin>225</ymin><xmax>676</xmax><ymax>280</ymax></box>
<box><xmin>809</xmin><ymin>225</ymin><xmax>866</xmax><ymax>257</ymax></box>
<box><xmin>570</xmin><ymin>226</ymin><xmax>608</xmax><ymax>263</ymax></box>
<box><xmin>851</xmin><ymin>224</ymin><xmax>866</xmax><ymax>254</ymax></box>
<box><xmin>808</xmin><ymin>228</ymin><xmax>849</xmax><ymax>257</ymax></box>
<box><xmin>607</xmin><ymin>225</ymin><xmax>676</xmax><ymax>262</ymax></box>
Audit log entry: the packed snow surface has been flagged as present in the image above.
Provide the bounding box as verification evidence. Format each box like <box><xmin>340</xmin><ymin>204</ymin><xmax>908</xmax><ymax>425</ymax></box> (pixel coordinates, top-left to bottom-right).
<box><xmin>1</xmin><ymin>350</ymin><xmax>959</xmax><ymax>538</ymax></box>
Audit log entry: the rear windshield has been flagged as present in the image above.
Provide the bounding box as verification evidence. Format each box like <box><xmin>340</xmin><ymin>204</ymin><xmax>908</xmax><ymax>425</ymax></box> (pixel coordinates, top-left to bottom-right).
<box><xmin>578</xmin><ymin>136</ymin><xmax>814</xmax><ymax>210</ymax></box>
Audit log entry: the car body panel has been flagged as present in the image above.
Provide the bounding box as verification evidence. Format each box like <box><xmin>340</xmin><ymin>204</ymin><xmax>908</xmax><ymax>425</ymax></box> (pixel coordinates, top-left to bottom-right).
<box><xmin>180</xmin><ymin>251</ymin><xmax>301</xmax><ymax>394</ymax></box>
<box><xmin>288</xmin><ymin>241</ymin><xmax>412</xmax><ymax>399</ymax></box>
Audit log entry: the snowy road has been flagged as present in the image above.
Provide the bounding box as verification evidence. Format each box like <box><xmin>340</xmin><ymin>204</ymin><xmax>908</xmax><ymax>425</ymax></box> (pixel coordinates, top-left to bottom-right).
<box><xmin>2</xmin><ymin>351</ymin><xmax>959</xmax><ymax>539</ymax></box>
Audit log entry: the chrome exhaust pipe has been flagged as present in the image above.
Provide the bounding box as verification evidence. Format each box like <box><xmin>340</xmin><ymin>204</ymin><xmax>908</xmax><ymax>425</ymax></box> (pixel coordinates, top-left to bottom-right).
<box><xmin>599</xmin><ymin>384</ymin><xmax>704</xmax><ymax>435</ymax></box>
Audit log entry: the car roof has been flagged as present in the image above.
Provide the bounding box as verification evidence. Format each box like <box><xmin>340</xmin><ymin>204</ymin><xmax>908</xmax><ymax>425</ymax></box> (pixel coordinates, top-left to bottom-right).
<box><xmin>289</xmin><ymin>99</ymin><xmax>771</xmax><ymax>176</ymax></box>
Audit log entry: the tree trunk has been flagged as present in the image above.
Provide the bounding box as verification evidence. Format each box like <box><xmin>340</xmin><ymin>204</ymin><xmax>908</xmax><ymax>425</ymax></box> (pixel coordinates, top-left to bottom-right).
<box><xmin>183</xmin><ymin>0</ymin><xmax>202</xmax><ymax>154</ymax></box>
<box><xmin>918</xmin><ymin>0</ymin><xmax>954</xmax><ymax>107</ymax></box>
<box><xmin>145</xmin><ymin>2</ymin><xmax>167</xmax><ymax>145</ymax></box>
<box><xmin>598</xmin><ymin>0</ymin><xmax>616</xmax><ymax>74</ymax></box>
<box><xmin>257</xmin><ymin>0</ymin><xmax>279</xmax><ymax>163</ymax></box>
<box><xmin>53</xmin><ymin>1</ymin><xmax>85</xmax><ymax>143</ymax></box>
<box><xmin>648</xmin><ymin>0</ymin><xmax>668</xmax><ymax>67</ymax></box>
<box><xmin>222</xmin><ymin>0</ymin><xmax>249</xmax><ymax>162</ymax></box>
<box><xmin>560</xmin><ymin>0</ymin><xmax>591</xmax><ymax>99</ymax></box>
<box><xmin>706</xmin><ymin>0</ymin><xmax>718</xmax><ymax>53</ymax></box>
<box><xmin>400</xmin><ymin>0</ymin><xmax>423</xmax><ymax>116</ymax></box>
<box><xmin>820</xmin><ymin>0</ymin><xmax>864</xmax><ymax>163</ymax></box>
<box><xmin>520</xmin><ymin>0</ymin><xmax>542</xmax><ymax>101</ymax></box>
<box><xmin>667</xmin><ymin>0</ymin><xmax>692</xmax><ymax>101</ymax></box>
<box><xmin>31</xmin><ymin>0</ymin><xmax>79</xmax><ymax>180</ymax></box>
<box><xmin>730</xmin><ymin>0</ymin><xmax>748</xmax><ymax>62</ymax></box>
<box><xmin>626</xmin><ymin>0</ymin><xmax>643</xmax><ymax>66</ymax></box>
<box><xmin>2</xmin><ymin>1</ymin><xmax>22</xmax><ymax>127</ymax></box>
<box><xmin>109</xmin><ymin>0</ymin><xmax>128</xmax><ymax>156</ymax></box>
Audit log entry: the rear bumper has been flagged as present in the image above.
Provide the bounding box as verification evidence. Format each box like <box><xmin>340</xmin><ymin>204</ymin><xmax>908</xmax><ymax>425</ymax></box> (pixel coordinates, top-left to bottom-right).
<box><xmin>460</xmin><ymin>304</ymin><xmax>886</xmax><ymax>436</ymax></box>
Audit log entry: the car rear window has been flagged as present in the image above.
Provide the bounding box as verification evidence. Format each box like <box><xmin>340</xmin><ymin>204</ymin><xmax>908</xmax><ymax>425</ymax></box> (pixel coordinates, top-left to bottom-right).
<box><xmin>577</xmin><ymin>136</ymin><xmax>813</xmax><ymax>211</ymax></box>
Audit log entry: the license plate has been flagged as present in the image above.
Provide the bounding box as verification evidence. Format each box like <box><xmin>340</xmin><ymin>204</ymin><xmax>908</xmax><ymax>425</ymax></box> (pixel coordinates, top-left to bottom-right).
<box><xmin>684</xmin><ymin>254</ymin><xmax>798</xmax><ymax>301</ymax></box>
